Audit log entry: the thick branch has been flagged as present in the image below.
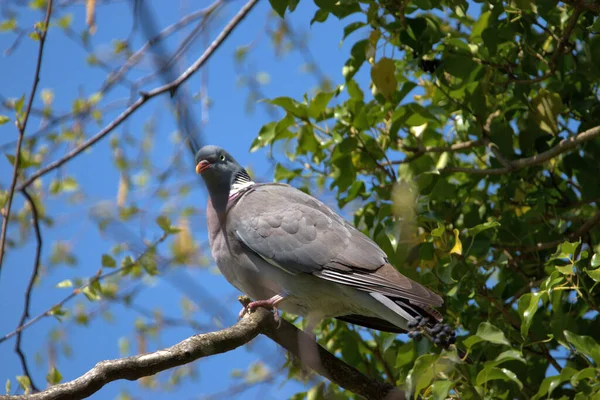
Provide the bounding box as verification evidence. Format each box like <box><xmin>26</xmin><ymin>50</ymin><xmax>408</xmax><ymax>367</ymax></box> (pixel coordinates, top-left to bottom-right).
<box><xmin>258</xmin><ymin>310</ymin><xmax>401</xmax><ymax>400</ymax></box>
<box><xmin>498</xmin><ymin>210</ymin><xmax>600</xmax><ymax>253</ymax></box>
<box><xmin>0</xmin><ymin>307</ymin><xmax>401</xmax><ymax>400</ymax></box>
<box><xmin>440</xmin><ymin>124</ymin><xmax>600</xmax><ymax>175</ymax></box>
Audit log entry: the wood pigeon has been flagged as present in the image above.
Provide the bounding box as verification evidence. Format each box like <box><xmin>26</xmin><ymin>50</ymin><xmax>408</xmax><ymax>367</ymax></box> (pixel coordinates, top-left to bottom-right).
<box><xmin>195</xmin><ymin>145</ymin><xmax>455</xmax><ymax>347</ymax></box>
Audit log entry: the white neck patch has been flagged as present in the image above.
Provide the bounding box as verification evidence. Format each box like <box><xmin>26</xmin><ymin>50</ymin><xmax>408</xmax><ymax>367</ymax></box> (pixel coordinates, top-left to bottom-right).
<box><xmin>229</xmin><ymin>170</ymin><xmax>255</xmax><ymax>199</ymax></box>
<box><xmin>230</xmin><ymin>180</ymin><xmax>255</xmax><ymax>197</ymax></box>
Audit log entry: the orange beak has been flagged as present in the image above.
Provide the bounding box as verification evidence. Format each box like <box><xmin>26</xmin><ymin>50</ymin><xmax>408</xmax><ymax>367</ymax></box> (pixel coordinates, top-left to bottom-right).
<box><xmin>195</xmin><ymin>160</ymin><xmax>211</xmax><ymax>174</ymax></box>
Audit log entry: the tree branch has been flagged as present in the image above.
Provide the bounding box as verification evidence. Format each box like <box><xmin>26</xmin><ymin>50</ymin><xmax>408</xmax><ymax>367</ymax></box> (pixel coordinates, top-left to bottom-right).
<box><xmin>440</xmin><ymin>124</ymin><xmax>600</xmax><ymax>175</ymax></box>
<box><xmin>17</xmin><ymin>0</ymin><xmax>259</xmax><ymax>192</ymax></box>
<box><xmin>498</xmin><ymin>210</ymin><xmax>600</xmax><ymax>253</ymax></box>
<box><xmin>13</xmin><ymin>189</ymin><xmax>44</xmax><ymax>392</ymax></box>
<box><xmin>0</xmin><ymin>305</ymin><xmax>402</xmax><ymax>400</ymax></box>
<box><xmin>0</xmin><ymin>0</ymin><xmax>53</xmax><ymax>278</ymax></box>
<box><xmin>100</xmin><ymin>0</ymin><xmax>223</xmax><ymax>93</ymax></box>
<box><xmin>0</xmin><ymin>233</ymin><xmax>168</xmax><ymax>345</ymax></box>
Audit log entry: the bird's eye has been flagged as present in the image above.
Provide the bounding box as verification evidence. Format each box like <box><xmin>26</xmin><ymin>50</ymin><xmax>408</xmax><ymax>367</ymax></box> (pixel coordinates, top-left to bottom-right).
<box><xmin>220</xmin><ymin>154</ymin><xmax>226</xmax><ymax>161</ymax></box>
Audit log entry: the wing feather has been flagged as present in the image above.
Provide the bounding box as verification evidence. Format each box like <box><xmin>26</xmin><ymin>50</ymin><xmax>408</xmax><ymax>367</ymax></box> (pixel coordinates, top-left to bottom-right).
<box><xmin>232</xmin><ymin>183</ymin><xmax>443</xmax><ymax>308</ymax></box>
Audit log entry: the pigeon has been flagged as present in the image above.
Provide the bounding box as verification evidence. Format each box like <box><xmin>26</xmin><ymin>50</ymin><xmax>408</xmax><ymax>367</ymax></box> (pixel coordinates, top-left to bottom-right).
<box><xmin>195</xmin><ymin>145</ymin><xmax>453</xmax><ymax>346</ymax></box>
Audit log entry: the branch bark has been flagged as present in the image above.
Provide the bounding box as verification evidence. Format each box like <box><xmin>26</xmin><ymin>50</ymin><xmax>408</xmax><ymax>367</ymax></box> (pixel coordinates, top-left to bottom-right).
<box><xmin>0</xmin><ymin>306</ymin><xmax>402</xmax><ymax>400</ymax></box>
<box><xmin>440</xmin><ymin>124</ymin><xmax>600</xmax><ymax>176</ymax></box>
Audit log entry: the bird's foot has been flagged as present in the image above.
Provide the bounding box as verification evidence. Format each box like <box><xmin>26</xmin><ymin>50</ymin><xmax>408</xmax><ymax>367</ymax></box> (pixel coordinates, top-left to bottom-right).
<box><xmin>238</xmin><ymin>295</ymin><xmax>285</xmax><ymax>327</ymax></box>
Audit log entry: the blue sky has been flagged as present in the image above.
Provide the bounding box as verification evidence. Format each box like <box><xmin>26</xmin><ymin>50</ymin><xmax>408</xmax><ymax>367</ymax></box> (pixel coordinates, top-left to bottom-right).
<box><xmin>0</xmin><ymin>1</ymin><xmax>369</xmax><ymax>398</ymax></box>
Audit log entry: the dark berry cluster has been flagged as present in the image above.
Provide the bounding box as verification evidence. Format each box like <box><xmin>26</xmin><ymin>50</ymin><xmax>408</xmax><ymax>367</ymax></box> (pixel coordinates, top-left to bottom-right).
<box><xmin>407</xmin><ymin>316</ymin><xmax>457</xmax><ymax>348</ymax></box>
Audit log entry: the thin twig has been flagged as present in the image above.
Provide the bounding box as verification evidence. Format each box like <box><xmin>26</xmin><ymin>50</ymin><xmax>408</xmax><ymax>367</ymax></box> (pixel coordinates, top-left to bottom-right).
<box><xmin>17</xmin><ymin>0</ymin><xmax>260</xmax><ymax>192</ymax></box>
<box><xmin>0</xmin><ymin>0</ymin><xmax>53</xmax><ymax>277</ymax></box>
<box><xmin>386</xmin><ymin>138</ymin><xmax>484</xmax><ymax>165</ymax></box>
<box><xmin>100</xmin><ymin>0</ymin><xmax>223</xmax><ymax>93</ymax></box>
<box><xmin>13</xmin><ymin>189</ymin><xmax>44</xmax><ymax>392</ymax></box>
<box><xmin>0</xmin><ymin>234</ymin><xmax>168</xmax><ymax>345</ymax></box>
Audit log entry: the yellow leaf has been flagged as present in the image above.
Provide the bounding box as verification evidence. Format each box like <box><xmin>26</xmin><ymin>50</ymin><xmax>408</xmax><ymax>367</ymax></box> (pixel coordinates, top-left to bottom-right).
<box><xmin>371</xmin><ymin>57</ymin><xmax>397</xmax><ymax>100</ymax></box>
<box><xmin>450</xmin><ymin>229</ymin><xmax>462</xmax><ymax>256</ymax></box>
<box><xmin>171</xmin><ymin>217</ymin><xmax>198</xmax><ymax>264</ymax></box>
<box><xmin>369</xmin><ymin>30</ymin><xmax>381</xmax><ymax>45</ymax></box>
<box><xmin>86</xmin><ymin>0</ymin><xmax>96</xmax><ymax>34</ymax></box>
<box><xmin>514</xmin><ymin>206</ymin><xmax>531</xmax><ymax>217</ymax></box>
<box><xmin>532</xmin><ymin>89</ymin><xmax>562</xmax><ymax>135</ymax></box>
<box><xmin>116</xmin><ymin>174</ymin><xmax>128</xmax><ymax>207</ymax></box>
<box><xmin>421</xmin><ymin>254</ymin><xmax>437</xmax><ymax>269</ymax></box>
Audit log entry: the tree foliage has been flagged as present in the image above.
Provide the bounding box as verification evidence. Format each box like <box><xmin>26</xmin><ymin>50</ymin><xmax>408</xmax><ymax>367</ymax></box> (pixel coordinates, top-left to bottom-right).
<box><xmin>1</xmin><ymin>0</ymin><xmax>600</xmax><ymax>399</ymax></box>
<box><xmin>253</xmin><ymin>0</ymin><xmax>600</xmax><ymax>398</ymax></box>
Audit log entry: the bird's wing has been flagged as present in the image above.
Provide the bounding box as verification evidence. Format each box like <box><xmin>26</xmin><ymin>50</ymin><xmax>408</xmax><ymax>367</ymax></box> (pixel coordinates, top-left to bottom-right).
<box><xmin>231</xmin><ymin>183</ymin><xmax>443</xmax><ymax>308</ymax></box>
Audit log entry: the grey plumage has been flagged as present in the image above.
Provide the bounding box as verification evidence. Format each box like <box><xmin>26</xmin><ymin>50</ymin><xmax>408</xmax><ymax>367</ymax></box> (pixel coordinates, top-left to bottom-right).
<box><xmin>196</xmin><ymin>145</ymin><xmax>443</xmax><ymax>333</ymax></box>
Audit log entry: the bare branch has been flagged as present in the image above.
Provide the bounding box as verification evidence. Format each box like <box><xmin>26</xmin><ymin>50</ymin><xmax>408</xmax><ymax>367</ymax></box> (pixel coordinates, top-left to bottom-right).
<box><xmin>12</xmin><ymin>189</ymin><xmax>45</xmax><ymax>391</ymax></box>
<box><xmin>386</xmin><ymin>139</ymin><xmax>484</xmax><ymax>165</ymax></box>
<box><xmin>0</xmin><ymin>0</ymin><xmax>53</xmax><ymax>277</ymax></box>
<box><xmin>101</xmin><ymin>0</ymin><xmax>223</xmax><ymax>93</ymax></box>
<box><xmin>0</xmin><ymin>306</ymin><xmax>401</xmax><ymax>400</ymax></box>
<box><xmin>17</xmin><ymin>0</ymin><xmax>259</xmax><ymax>192</ymax></box>
<box><xmin>440</xmin><ymin>124</ymin><xmax>600</xmax><ymax>176</ymax></box>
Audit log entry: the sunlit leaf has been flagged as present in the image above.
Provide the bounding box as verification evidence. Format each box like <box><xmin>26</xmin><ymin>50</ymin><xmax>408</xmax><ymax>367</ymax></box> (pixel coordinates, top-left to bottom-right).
<box><xmin>464</xmin><ymin>322</ymin><xmax>510</xmax><ymax>348</ymax></box>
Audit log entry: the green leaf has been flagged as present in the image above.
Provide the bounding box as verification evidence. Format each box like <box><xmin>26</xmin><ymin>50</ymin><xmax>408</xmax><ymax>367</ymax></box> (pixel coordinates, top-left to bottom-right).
<box><xmin>492</xmin><ymin>350</ymin><xmax>526</xmax><ymax>366</ymax></box>
<box><xmin>533</xmin><ymin>367</ymin><xmax>577</xmax><ymax>399</ymax></box>
<box><xmin>591</xmin><ymin>253</ymin><xmax>600</xmax><ymax>268</ymax></box>
<box><xmin>466</xmin><ymin>221</ymin><xmax>500</xmax><ymax>237</ymax></box>
<box><xmin>156</xmin><ymin>215</ymin><xmax>171</xmax><ymax>231</ymax></box>
<box><xmin>532</xmin><ymin>89</ymin><xmax>562</xmax><ymax>135</ymax></box>
<box><xmin>46</xmin><ymin>366</ymin><xmax>62</xmax><ymax>385</ymax></box>
<box><xmin>476</xmin><ymin>367</ymin><xmax>523</xmax><ymax>389</ymax></box>
<box><xmin>343</xmin><ymin>21</ymin><xmax>366</xmax><ymax>39</ymax></box>
<box><xmin>470</xmin><ymin>11</ymin><xmax>491</xmax><ymax>42</ymax></box>
<box><xmin>0</xmin><ymin>115</ymin><xmax>9</xmax><ymax>125</ymax></box>
<box><xmin>56</xmin><ymin>279</ymin><xmax>73</xmax><ymax>288</ymax></box>
<box><xmin>586</xmin><ymin>267</ymin><xmax>600</xmax><ymax>282</ymax></box>
<box><xmin>464</xmin><ymin>322</ymin><xmax>510</xmax><ymax>348</ymax></box>
<box><xmin>395</xmin><ymin>342</ymin><xmax>415</xmax><ymax>368</ymax></box>
<box><xmin>564</xmin><ymin>330</ymin><xmax>600</xmax><ymax>365</ymax></box>
<box><xmin>406</xmin><ymin>354</ymin><xmax>439</xmax><ymax>395</ymax></box>
<box><xmin>268</xmin><ymin>97</ymin><xmax>308</xmax><ymax>119</ymax></box>
<box><xmin>101</xmin><ymin>254</ymin><xmax>116</xmax><ymax>268</ymax></box>
<box><xmin>431</xmin><ymin>380</ymin><xmax>453</xmax><ymax>400</ymax></box>
<box><xmin>570</xmin><ymin>367</ymin><xmax>597</xmax><ymax>387</ymax></box>
<box><xmin>5</xmin><ymin>378</ymin><xmax>10</xmax><ymax>395</ymax></box>
<box><xmin>310</xmin><ymin>9</ymin><xmax>329</xmax><ymax>24</ymax></box>
<box><xmin>62</xmin><ymin>177</ymin><xmax>78</xmax><ymax>192</ymax></box>
<box><xmin>274</xmin><ymin>164</ymin><xmax>300</xmax><ymax>182</ymax></box>
<box><xmin>155</xmin><ymin>216</ymin><xmax>179</xmax><ymax>234</ymax></box>
<box><xmin>57</xmin><ymin>14</ymin><xmax>73</xmax><ymax>29</ymax></box>
<box><xmin>308</xmin><ymin>91</ymin><xmax>334</xmax><ymax>118</ymax></box>
<box><xmin>250</xmin><ymin>122</ymin><xmax>276</xmax><ymax>152</ymax></box>
<box><xmin>0</xmin><ymin>19</ymin><xmax>17</xmax><ymax>32</ymax></box>
<box><xmin>517</xmin><ymin>292</ymin><xmax>542</xmax><ymax>338</ymax></box>
<box><xmin>15</xmin><ymin>376</ymin><xmax>30</xmax><ymax>394</ymax></box>
<box><xmin>82</xmin><ymin>286</ymin><xmax>101</xmax><ymax>301</ymax></box>
<box><xmin>14</xmin><ymin>96</ymin><xmax>25</xmax><ymax>114</ymax></box>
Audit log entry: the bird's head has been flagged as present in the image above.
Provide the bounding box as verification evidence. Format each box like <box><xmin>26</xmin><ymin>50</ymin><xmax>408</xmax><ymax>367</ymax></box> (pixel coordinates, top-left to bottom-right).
<box><xmin>194</xmin><ymin>145</ymin><xmax>248</xmax><ymax>195</ymax></box>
